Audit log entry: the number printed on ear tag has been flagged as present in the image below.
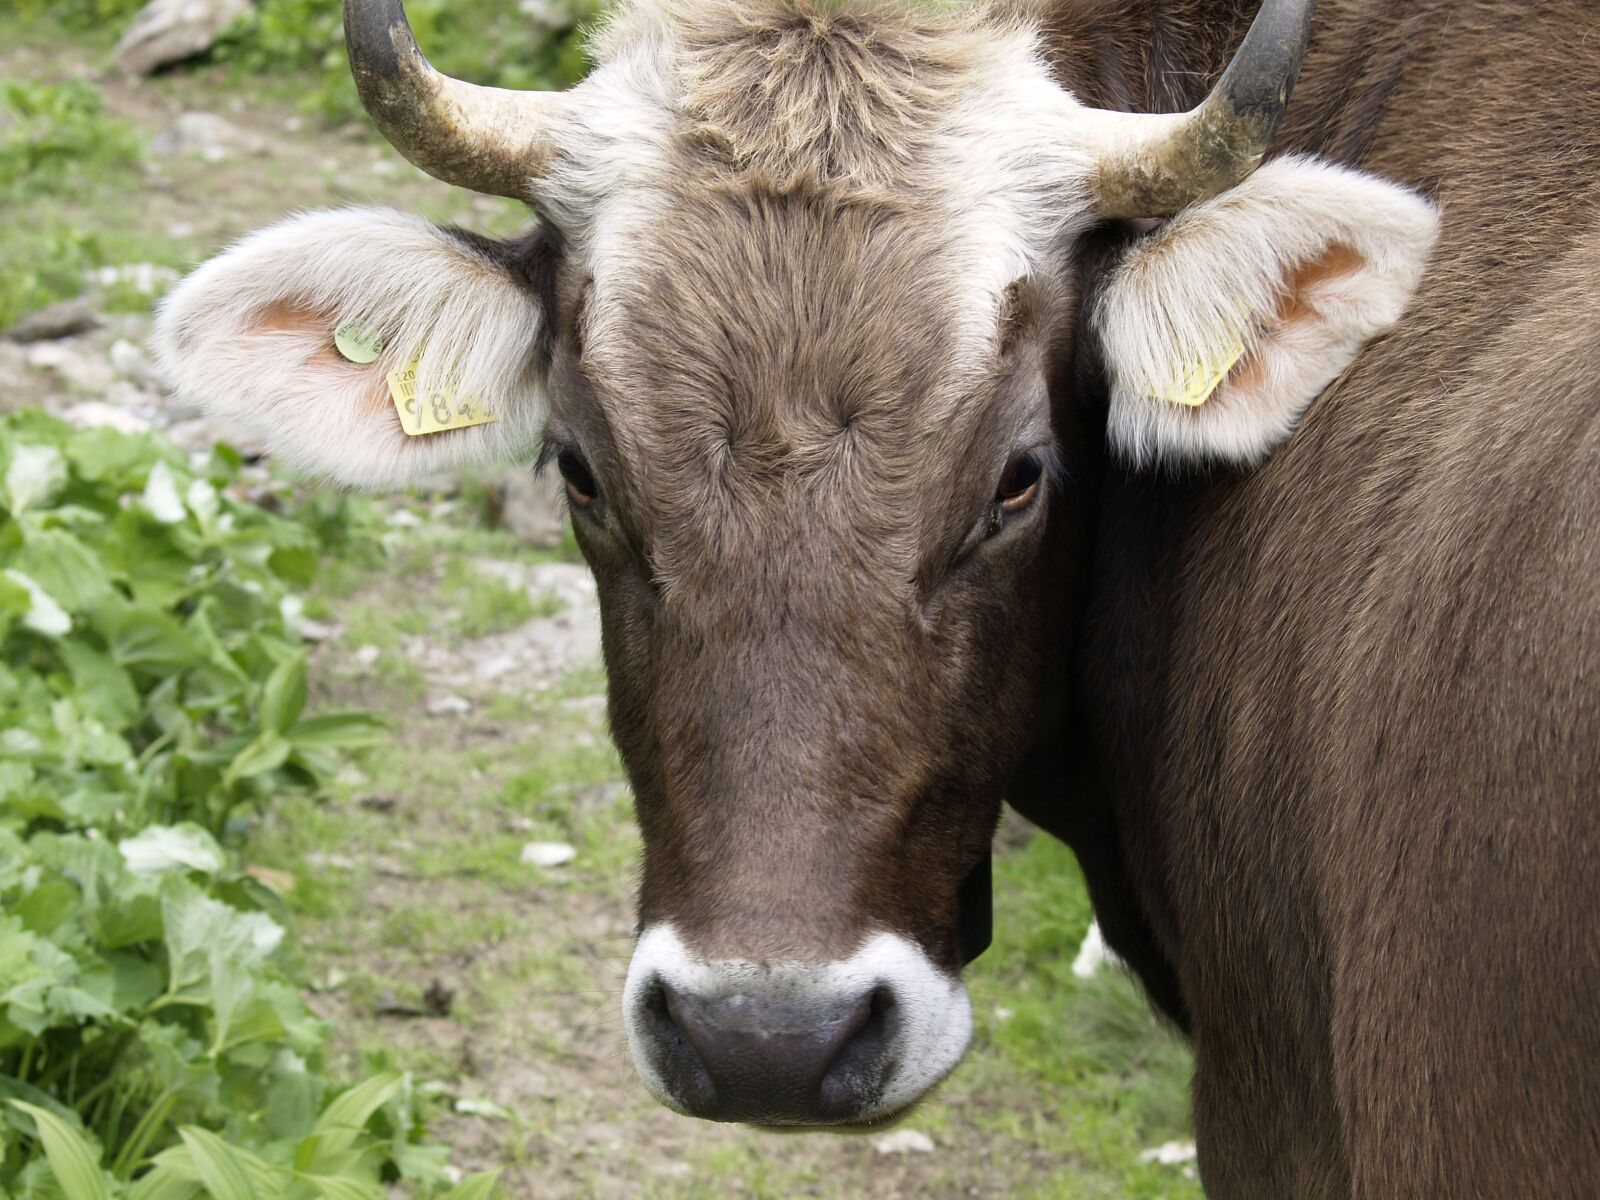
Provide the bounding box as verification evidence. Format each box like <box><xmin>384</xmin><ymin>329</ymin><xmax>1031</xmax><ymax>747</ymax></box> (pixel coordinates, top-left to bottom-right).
<box><xmin>386</xmin><ymin>357</ymin><xmax>500</xmax><ymax>437</ymax></box>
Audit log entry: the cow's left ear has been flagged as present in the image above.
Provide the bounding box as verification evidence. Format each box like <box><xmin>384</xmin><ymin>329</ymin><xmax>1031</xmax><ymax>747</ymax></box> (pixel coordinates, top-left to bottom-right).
<box><xmin>1093</xmin><ymin>156</ymin><xmax>1440</xmax><ymax>468</ymax></box>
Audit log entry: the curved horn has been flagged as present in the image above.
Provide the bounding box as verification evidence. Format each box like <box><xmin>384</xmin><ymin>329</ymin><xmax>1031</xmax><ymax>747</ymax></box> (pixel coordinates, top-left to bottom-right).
<box><xmin>1082</xmin><ymin>0</ymin><xmax>1315</xmax><ymax>219</ymax></box>
<box><xmin>345</xmin><ymin>0</ymin><xmax>568</xmax><ymax>198</ymax></box>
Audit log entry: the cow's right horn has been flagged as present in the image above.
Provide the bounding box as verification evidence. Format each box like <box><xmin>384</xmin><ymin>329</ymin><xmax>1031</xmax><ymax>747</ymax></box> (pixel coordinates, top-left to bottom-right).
<box><xmin>345</xmin><ymin>0</ymin><xmax>570</xmax><ymax>199</ymax></box>
<box><xmin>1080</xmin><ymin>0</ymin><xmax>1315</xmax><ymax>219</ymax></box>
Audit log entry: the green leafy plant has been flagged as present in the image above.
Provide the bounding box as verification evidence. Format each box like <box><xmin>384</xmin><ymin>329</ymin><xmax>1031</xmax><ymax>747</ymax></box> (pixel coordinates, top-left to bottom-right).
<box><xmin>0</xmin><ymin>414</ymin><xmax>476</xmax><ymax>1197</ymax></box>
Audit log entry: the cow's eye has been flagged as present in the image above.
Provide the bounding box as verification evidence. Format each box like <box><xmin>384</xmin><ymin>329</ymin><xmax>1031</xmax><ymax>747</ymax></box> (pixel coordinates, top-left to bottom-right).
<box><xmin>995</xmin><ymin>452</ymin><xmax>1043</xmax><ymax>514</ymax></box>
<box><xmin>558</xmin><ymin>450</ymin><xmax>598</xmax><ymax>508</ymax></box>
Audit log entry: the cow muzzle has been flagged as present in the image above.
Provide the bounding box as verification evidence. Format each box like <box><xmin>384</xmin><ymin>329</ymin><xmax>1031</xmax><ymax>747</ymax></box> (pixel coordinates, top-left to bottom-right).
<box><xmin>622</xmin><ymin>925</ymin><xmax>973</xmax><ymax>1125</ymax></box>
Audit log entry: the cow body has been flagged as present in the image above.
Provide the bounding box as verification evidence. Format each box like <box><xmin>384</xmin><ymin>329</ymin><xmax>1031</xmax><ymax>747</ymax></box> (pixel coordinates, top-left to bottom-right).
<box><xmin>1017</xmin><ymin>2</ymin><xmax>1600</xmax><ymax>1193</ymax></box>
<box><xmin>153</xmin><ymin>0</ymin><xmax>1599</xmax><ymax>1191</ymax></box>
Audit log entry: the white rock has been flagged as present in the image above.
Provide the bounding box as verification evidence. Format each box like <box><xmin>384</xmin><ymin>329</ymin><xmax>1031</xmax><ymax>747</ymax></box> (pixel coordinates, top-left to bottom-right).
<box><xmin>26</xmin><ymin>342</ymin><xmax>115</xmax><ymax>394</ymax></box>
<box><xmin>1138</xmin><ymin>1140</ymin><xmax>1197</xmax><ymax>1166</ymax></box>
<box><xmin>473</xmin><ymin>652</ymin><xmax>519</xmax><ymax>681</ymax></box>
<box><xmin>388</xmin><ymin>508</ymin><xmax>423</xmax><ymax>529</ymax></box>
<box><xmin>61</xmin><ymin>401</ymin><xmax>153</xmax><ymax>435</ymax></box>
<box><xmin>3</xmin><ymin>297</ymin><xmax>101</xmax><ymax>342</ymax></box>
<box><xmin>426</xmin><ymin>694</ymin><xmax>473</xmax><ymax>718</ymax></box>
<box><xmin>872</xmin><ymin>1130</ymin><xmax>935</xmax><ymax>1156</ymax></box>
<box><xmin>520</xmin><ymin>841</ymin><xmax>577</xmax><ymax>868</ymax></box>
<box><xmin>115</xmin><ymin>0</ymin><xmax>253</xmax><ymax>74</ymax></box>
<box><xmin>355</xmin><ymin>644</ymin><xmax>382</xmax><ymax>668</ymax></box>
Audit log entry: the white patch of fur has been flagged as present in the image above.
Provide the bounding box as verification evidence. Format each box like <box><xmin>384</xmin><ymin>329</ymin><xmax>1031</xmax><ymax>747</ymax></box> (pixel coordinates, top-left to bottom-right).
<box><xmin>1095</xmin><ymin>156</ymin><xmax>1441</xmax><ymax>468</ymax></box>
<box><xmin>926</xmin><ymin>34</ymin><xmax>1100</xmax><ymax>365</ymax></box>
<box><xmin>623</xmin><ymin>923</ymin><xmax>973</xmax><ymax>1121</ymax></box>
<box><xmin>153</xmin><ymin>208</ymin><xmax>548</xmax><ymax>489</ymax></box>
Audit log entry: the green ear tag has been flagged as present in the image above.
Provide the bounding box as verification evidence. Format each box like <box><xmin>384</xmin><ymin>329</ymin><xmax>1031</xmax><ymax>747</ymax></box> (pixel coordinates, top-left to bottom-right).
<box><xmin>334</xmin><ymin>320</ymin><xmax>384</xmax><ymax>364</ymax></box>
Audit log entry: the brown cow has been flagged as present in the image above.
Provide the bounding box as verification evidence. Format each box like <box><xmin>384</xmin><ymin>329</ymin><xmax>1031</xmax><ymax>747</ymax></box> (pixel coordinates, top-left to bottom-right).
<box><xmin>153</xmin><ymin>0</ymin><xmax>1600</xmax><ymax>1194</ymax></box>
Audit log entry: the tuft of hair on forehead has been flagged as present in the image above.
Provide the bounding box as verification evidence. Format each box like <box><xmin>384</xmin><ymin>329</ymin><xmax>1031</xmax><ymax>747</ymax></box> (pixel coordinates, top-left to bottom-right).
<box><xmin>593</xmin><ymin>0</ymin><xmax>1034</xmax><ymax>194</ymax></box>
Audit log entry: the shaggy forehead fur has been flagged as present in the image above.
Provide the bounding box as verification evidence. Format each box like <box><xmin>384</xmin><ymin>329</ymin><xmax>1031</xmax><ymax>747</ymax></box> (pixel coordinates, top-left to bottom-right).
<box><xmin>558</xmin><ymin>0</ymin><xmax>1070</xmax><ymax>595</ymax></box>
<box><xmin>595</xmin><ymin>0</ymin><xmax>1030</xmax><ymax>195</ymax></box>
<box><xmin>582</xmin><ymin>182</ymin><xmax>1037</xmax><ymax>596</ymax></box>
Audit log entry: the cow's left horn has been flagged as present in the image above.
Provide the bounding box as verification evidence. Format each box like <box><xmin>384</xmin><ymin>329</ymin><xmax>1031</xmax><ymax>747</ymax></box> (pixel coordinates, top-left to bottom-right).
<box><xmin>1081</xmin><ymin>0</ymin><xmax>1315</xmax><ymax>219</ymax></box>
<box><xmin>345</xmin><ymin>0</ymin><xmax>570</xmax><ymax>199</ymax></box>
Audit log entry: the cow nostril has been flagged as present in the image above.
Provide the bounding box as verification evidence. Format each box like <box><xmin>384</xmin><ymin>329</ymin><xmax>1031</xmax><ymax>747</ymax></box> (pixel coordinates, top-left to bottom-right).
<box><xmin>819</xmin><ymin>985</ymin><xmax>896</xmax><ymax>1111</ymax></box>
<box><xmin>641</xmin><ymin>980</ymin><xmax>716</xmax><ymax>1112</ymax></box>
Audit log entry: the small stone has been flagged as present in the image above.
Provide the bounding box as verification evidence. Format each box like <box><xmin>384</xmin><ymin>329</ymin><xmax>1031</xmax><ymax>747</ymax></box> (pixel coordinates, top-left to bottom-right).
<box><xmin>26</xmin><ymin>342</ymin><xmax>115</xmax><ymax>394</ymax></box>
<box><xmin>355</xmin><ymin>644</ymin><xmax>382</xmax><ymax>668</ymax></box>
<box><xmin>388</xmin><ymin>508</ymin><xmax>423</xmax><ymax>529</ymax></box>
<box><xmin>872</xmin><ymin>1130</ymin><xmax>935</xmax><ymax>1156</ymax></box>
<box><xmin>1138</xmin><ymin>1140</ymin><xmax>1197</xmax><ymax>1166</ymax></box>
<box><xmin>296</xmin><ymin>617</ymin><xmax>342</xmax><ymax>643</ymax></box>
<box><xmin>473</xmin><ymin>652</ymin><xmax>519</xmax><ymax>681</ymax></box>
<box><xmin>426</xmin><ymin>694</ymin><xmax>473</xmax><ymax>718</ymax></box>
<box><xmin>520</xmin><ymin>841</ymin><xmax>577</xmax><ymax>868</ymax></box>
<box><xmin>506</xmin><ymin>816</ymin><xmax>537</xmax><ymax>833</ymax></box>
<box><xmin>116</xmin><ymin>0</ymin><xmax>253</xmax><ymax>74</ymax></box>
<box><xmin>4</xmin><ymin>298</ymin><xmax>101</xmax><ymax>343</ymax></box>
<box><xmin>60</xmin><ymin>401</ymin><xmax>153</xmax><ymax>435</ymax></box>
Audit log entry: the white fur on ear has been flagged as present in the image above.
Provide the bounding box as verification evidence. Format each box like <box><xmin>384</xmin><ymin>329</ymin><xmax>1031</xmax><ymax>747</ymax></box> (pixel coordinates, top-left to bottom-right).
<box><xmin>1095</xmin><ymin>156</ymin><xmax>1440</xmax><ymax>469</ymax></box>
<box><xmin>153</xmin><ymin>208</ymin><xmax>548</xmax><ymax>489</ymax></box>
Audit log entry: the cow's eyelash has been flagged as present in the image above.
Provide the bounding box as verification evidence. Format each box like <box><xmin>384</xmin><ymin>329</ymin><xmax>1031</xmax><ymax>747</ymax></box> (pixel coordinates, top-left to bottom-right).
<box><xmin>533</xmin><ymin>440</ymin><xmax>565</xmax><ymax>477</ymax></box>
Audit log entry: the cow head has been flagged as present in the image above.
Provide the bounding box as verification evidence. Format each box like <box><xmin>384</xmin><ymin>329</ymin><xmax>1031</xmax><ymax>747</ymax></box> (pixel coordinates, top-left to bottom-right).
<box><xmin>155</xmin><ymin>0</ymin><xmax>1436</xmax><ymax>1126</ymax></box>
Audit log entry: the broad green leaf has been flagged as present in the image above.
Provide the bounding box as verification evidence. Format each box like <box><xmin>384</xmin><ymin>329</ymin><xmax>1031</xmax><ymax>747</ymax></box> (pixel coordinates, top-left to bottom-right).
<box><xmin>5</xmin><ymin>442</ymin><xmax>67</xmax><ymax>512</ymax></box>
<box><xmin>12</xmin><ymin>529</ymin><xmax>114</xmax><ymax>612</ymax></box>
<box><xmin>309</xmin><ymin>1073</ymin><xmax>403</xmax><ymax>1155</ymax></box>
<box><xmin>159</xmin><ymin>876</ymin><xmax>285</xmax><ymax>1006</ymax></box>
<box><xmin>129</xmin><ymin>1167</ymin><xmax>202</xmax><ymax>1200</ymax></box>
<box><xmin>9</xmin><ymin>1100</ymin><xmax>110</xmax><ymax>1200</ymax></box>
<box><xmin>5</xmin><ymin>569</ymin><xmax>70</xmax><ymax>636</ymax></box>
<box><xmin>142</xmin><ymin>461</ymin><xmax>187</xmax><ymax>524</ymax></box>
<box><xmin>224</xmin><ymin>732</ymin><xmax>292</xmax><ymax>785</ymax></box>
<box><xmin>260</xmin><ymin>654</ymin><xmax>308</xmax><ymax>734</ymax></box>
<box><xmin>95</xmin><ymin>604</ymin><xmax>200</xmax><ymax>670</ymax></box>
<box><xmin>442</xmin><ymin>1170</ymin><xmax>503</xmax><ymax>1200</ymax></box>
<box><xmin>58</xmin><ymin>638</ymin><xmax>141</xmax><ymax>727</ymax></box>
<box><xmin>291</xmin><ymin>1174</ymin><xmax>383</xmax><ymax>1200</ymax></box>
<box><xmin>285</xmin><ymin>713</ymin><xmax>388</xmax><ymax>751</ymax></box>
<box><xmin>176</xmin><ymin>1127</ymin><xmax>260</xmax><ymax>1200</ymax></box>
<box><xmin>119</xmin><ymin>824</ymin><xmax>226</xmax><ymax>877</ymax></box>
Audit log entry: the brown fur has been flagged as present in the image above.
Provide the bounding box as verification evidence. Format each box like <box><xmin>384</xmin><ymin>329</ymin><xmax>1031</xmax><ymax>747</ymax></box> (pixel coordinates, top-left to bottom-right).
<box><xmin>504</xmin><ymin>0</ymin><xmax>1599</xmax><ymax>1192</ymax></box>
<box><xmin>1012</xmin><ymin>2</ymin><xmax>1600</xmax><ymax>1196</ymax></box>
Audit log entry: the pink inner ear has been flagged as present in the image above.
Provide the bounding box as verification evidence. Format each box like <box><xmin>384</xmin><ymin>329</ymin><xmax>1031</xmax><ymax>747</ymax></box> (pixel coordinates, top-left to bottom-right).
<box><xmin>1224</xmin><ymin>243</ymin><xmax>1368</xmax><ymax>395</ymax></box>
<box><xmin>249</xmin><ymin>300</ymin><xmax>393</xmax><ymax>413</ymax></box>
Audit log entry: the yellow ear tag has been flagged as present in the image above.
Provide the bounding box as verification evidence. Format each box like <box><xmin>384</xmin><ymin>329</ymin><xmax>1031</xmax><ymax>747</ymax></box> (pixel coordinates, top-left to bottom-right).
<box><xmin>1166</xmin><ymin>332</ymin><xmax>1248</xmax><ymax>408</ymax></box>
<box><xmin>386</xmin><ymin>357</ymin><xmax>500</xmax><ymax>437</ymax></box>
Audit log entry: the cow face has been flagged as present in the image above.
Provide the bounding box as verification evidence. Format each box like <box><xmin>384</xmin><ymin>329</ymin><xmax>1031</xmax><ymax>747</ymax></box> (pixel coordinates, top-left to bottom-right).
<box><xmin>155</xmin><ymin>0</ymin><xmax>1436</xmax><ymax>1127</ymax></box>
<box><xmin>548</xmin><ymin>185</ymin><xmax>1072</xmax><ymax>1123</ymax></box>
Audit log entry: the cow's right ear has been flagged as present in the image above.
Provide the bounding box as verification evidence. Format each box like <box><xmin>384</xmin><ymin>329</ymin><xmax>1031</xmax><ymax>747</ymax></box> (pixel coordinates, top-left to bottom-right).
<box><xmin>154</xmin><ymin>208</ymin><xmax>550</xmax><ymax>489</ymax></box>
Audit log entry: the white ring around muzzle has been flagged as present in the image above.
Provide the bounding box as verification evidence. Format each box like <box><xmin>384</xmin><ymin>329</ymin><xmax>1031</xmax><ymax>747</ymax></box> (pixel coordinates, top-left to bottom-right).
<box><xmin>622</xmin><ymin>923</ymin><xmax>973</xmax><ymax>1122</ymax></box>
